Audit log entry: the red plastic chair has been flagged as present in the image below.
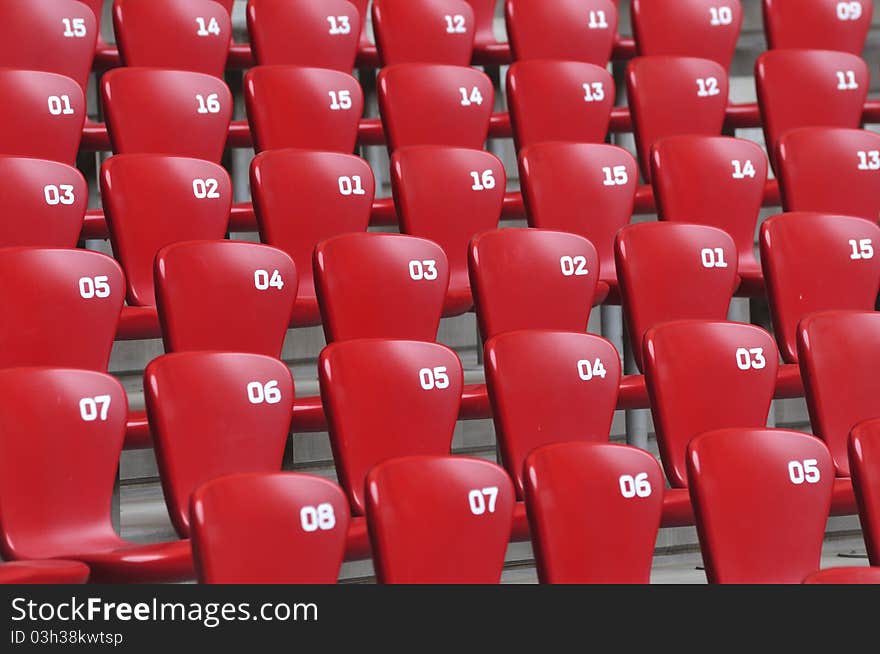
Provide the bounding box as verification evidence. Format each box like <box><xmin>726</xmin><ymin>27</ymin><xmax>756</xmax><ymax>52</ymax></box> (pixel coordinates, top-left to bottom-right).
<box><xmin>632</xmin><ymin>0</ymin><xmax>743</xmax><ymax>69</ymax></box>
<box><xmin>391</xmin><ymin>146</ymin><xmax>504</xmax><ymax>316</ymax></box>
<box><xmin>146</xmin><ymin>352</ymin><xmax>295</xmax><ymax>538</ymax></box>
<box><xmin>102</xmin><ymin>68</ymin><xmax>232</xmax><ymax>162</ymax></box>
<box><xmin>0</xmin><ymin>156</ymin><xmax>86</xmax><ymax>248</ymax></box>
<box><xmin>616</xmin><ymin>223</ymin><xmax>739</xmax><ymax>371</ymax></box>
<box><xmin>469</xmin><ymin>229</ymin><xmax>600</xmax><ymax>342</ymax></box>
<box><xmin>505</xmin><ymin>0</ymin><xmax>617</xmax><ymax>64</ymax></box>
<box><xmin>626</xmin><ymin>56</ymin><xmax>728</xmax><ymax>180</ymax></box>
<box><xmin>760</xmin><ymin>212</ymin><xmax>880</xmax><ymax>363</ymax></box>
<box><xmin>850</xmin><ymin>418</ymin><xmax>880</xmax><ymax>565</ymax></box>
<box><xmin>507</xmin><ymin>61</ymin><xmax>615</xmax><ymax>151</ymax></box>
<box><xmin>191</xmin><ymin>472</ymin><xmax>350</xmax><ymax>584</ymax></box>
<box><xmin>155</xmin><ymin>240</ymin><xmax>297</xmax><ymax>356</ymax></box>
<box><xmin>486</xmin><ymin>330</ymin><xmax>621</xmax><ymax>496</ymax></box>
<box><xmin>314</xmin><ymin>233</ymin><xmax>449</xmax><ymax>343</ymax></box>
<box><xmin>467</xmin><ymin>0</ymin><xmax>499</xmax><ymax>51</ymax></box>
<box><xmin>0</xmin><ymin>70</ymin><xmax>85</xmax><ymax>165</ymax></box>
<box><xmin>645</xmin><ymin>320</ymin><xmax>778</xmax><ymax>488</ymax></box>
<box><xmin>377</xmin><ymin>63</ymin><xmax>494</xmax><ymax>153</ymax></box>
<box><xmin>0</xmin><ymin>248</ymin><xmax>123</xmax><ymax>371</ymax></box>
<box><xmin>101</xmin><ymin>154</ymin><xmax>232</xmax><ymax>306</ymax></box>
<box><xmin>763</xmin><ymin>0</ymin><xmax>872</xmax><ymax>54</ymax></box>
<box><xmin>251</xmin><ymin>149</ymin><xmax>373</xmax><ymax>328</ymax></box>
<box><xmin>687</xmin><ymin>427</ymin><xmax>834</xmax><ymax>583</ymax></box>
<box><xmin>778</xmin><ymin>127</ymin><xmax>880</xmax><ymax>220</ymax></box>
<box><xmin>520</xmin><ymin>142</ymin><xmax>637</xmax><ymax>298</ymax></box>
<box><xmin>372</xmin><ymin>0</ymin><xmax>475</xmax><ymax>66</ymax></box>
<box><xmin>320</xmin><ymin>339</ymin><xmax>462</xmax><ymax>514</ymax></box>
<box><xmin>0</xmin><ymin>368</ymin><xmax>192</xmax><ymax>582</ymax></box>
<box><xmin>652</xmin><ymin>135</ymin><xmax>767</xmax><ymax>294</ymax></box>
<box><xmin>524</xmin><ymin>442</ymin><xmax>663</xmax><ymax>583</ymax></box>
<box><xmin>803</xmin><ymin>567</ymin><xmax>880</xmax><ymax>584</ymax></box>
<box><xmin>0</xmin><ymin>560</ymin><xmax>90</xmax><ymax>584</ymax></box>
<box><xmin>366</xmin><ymin>455</ymin><xmax>515</xmax><ymax>583</ymax></box>
<box><xmin>244</xmin><ymin>65</ymin><xmax>364</xmax><ymax>154</ymax></box>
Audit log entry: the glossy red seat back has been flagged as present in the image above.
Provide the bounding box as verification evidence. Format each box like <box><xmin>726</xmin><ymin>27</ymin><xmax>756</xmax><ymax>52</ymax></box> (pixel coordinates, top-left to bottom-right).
<box><xmin>778</xmin><ymin>127</ymin><xmax>880</xmax><ymax>220</ymax></box>
<box><xmin>101</xmin><ymin>154</ymin><xmax>232</xmax><ymax>306</ymax></box>
<box><xmin>391</xmin><ymin>146</ymin><xmax>504</xmax><ymax>315</ymax></box>
<box><xmin>146</xmin><ymin>352</ymin><xmax>294</xmax><ymax>537</ymax></box>
<box><xmin>155</xmin><ymin>240</ymin><xmax>297</xmax><ymax>356</ymax></box>
<box><xmin>320</xmin><ymin>340</ymin><xmax>462</xmax><ymax>515</ymax></box>
<box><xmin>520</xmin><ymin>143</ymin><xmax>637</xmax><ymax>286</ymax></box>
<box><xmin>626</xmin><ymin>56</ymin><xmax>728</xmax><ymax>180</ymax></box>
<box><xmin>505</xmin><ymin>0</ymin><xmax>617</xmax><ymax>64</ymax></box>
<box><xmin>798</xmin><ymin>311</ymin><xmax>880</xmax><ymax>477</ymax></box>
<box><xmin>466</xmin><ymin>0</ymin><xmax>498</xmax><ymax>48</ymax></box>
<box><xmin>524</xmin><ymin>442</ymin><xmax>663</xmax><ymax>583</ymax></box>
<box><xmin>760</xmin><ymin>212</ymin><xmax>880</xmax><ymax>363</ymax></box>
<box><xmin>486</xmin><ymin>331</ymin><xmax>621</xmax><ymax>497</ymax></box>
<box><xmin>0</xmin><ymin>368</ymin><xmax>127</xmax><ymax>560</ymax></box>
<box><xmin>251</xmin><ymin>149</ymin><xmax>374</xmax><ymax>327</ymax></box>
<box><xmin>191</xmin><ymin>472</ymin><xmax>350</xmax><ymax>584</ymax></box>
<box><xmin>366</xmin><ymin>455</ymin><xmax>515</xmax><ymax>583</ymax></box>
<box><xmin>507</xmin><ymin>61</ymin><xmax>615</xmax><ymax>151</ymax></box>
<box><xmin>377</xmin><ymin>64</ymin><xmax>493</xmax><ymax>153</ymax></box>
<box><xmin>102</xmin><ymin>68</ymin><xmax>232</xmax><ymax>162</ymax></box>
<box><xmin>247</xmin><ymin>0</ymin><xmax>360</xmax><ymax>70</ymax></box>
<box><xmin>0</xmin><ymin>248</ymin><xmax>123</xmax><ymax>371</ymax></box>
<box><xmin>763</xmin><ymin>0</ymin><xmax>872</xmax><ymax>54</ymax></box>
<box><xmin>314</xmin><ymin>233</ymin><xmax>449</xmax><ymax>343</ymax></box>
<box><xmin>469</xmin><ymin>229</ymin><xmax>599</xmax><ymax>342</ymax></box>
<box><xmin>372</xmin><ymin>0</ymin><xmax>475</xmax><ymax>66</ymax></box>
<box><xmin>632</xmin><ymin>0</ymin><xmax>743</xmax><ymax>69</ymax></box>
<box><xmin>687</xmin><ymin>428</ymin><xmax>833</xmax><ymax>583</ymax></box>
<box><xmin>616</xmin><ymin>222</ymin><xmax>738</xmax><ymax>371</ymax></box>
<box><xmin>849</xmin><ymin>418</ymin><xmax>880</xmax><ymax>565</ymax></box>
<box><xmin>0</xmin><ymin>156</ymin><xmax>86</xmax><ymax>248</ymax></box>
<box><xmin>645</xmin><ymin>320</ymin><xmax>779</xmax><ymax>487</ymax></box>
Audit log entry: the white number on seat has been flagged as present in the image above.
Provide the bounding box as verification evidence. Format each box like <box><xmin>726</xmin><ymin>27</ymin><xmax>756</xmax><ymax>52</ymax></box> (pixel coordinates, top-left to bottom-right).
<box><xmin>196</xmin><ymin>93</ymin><xmax>221</xmax><ymax>114</ymax></box>
<box><xmin>459</xmin><ymin>86</ymin><xmax>484</xmax><ymax>106</ymax></box>
<box><xmin>408</xmin><ymin>260</ymin><xmax>438</xmax><ymax>281</ymax></box>
<box><xmin>444</xmin><ymin>14</ymin><xmax>467</xmax><ymax>33</ymax></box>
<box><xmin>619</xmin><ymin>473</ymin><xmax>652</xmax><ymax>498</ymax></box>
<box><xmin>419</xmin><ymin>367</ymin><xmax>450</xmax><ymax>391</ymax></box>
<box><xmin>709</xmin><ymin>6</ymin><xmax>733</xmax><ymax>25</ymax></box>
<box><xmin>468</xmin><ymin>487</ymin><xmax>498</xmax><ymax>515</ymax></box>
<box><xmin>849</xmin><ymin>238</ymin><xmax>874</xmax><ymax>260</ymax></box>
<box><xmin>247</xmin><ymin>381</ymin><xmax>282</xmax><ymax>405</ymax></box>
<box><xmin>62</xmin><ymin>18</ymin><xmax>87</xmax><ymax>37</ymax></box>
<box><xmin>47</xmin><ymin>95</ymin><xmax>75</xmax><ymax>116</ymax></box>
<box><xmin>328</xmin><ymin>90</ymin><xmax>352</xmax><ymax>110</ymax></box>
<box><xmin>470</xmin><ymin>170</ymin><xmax>496</xmax><ymax>191</ymax></box>
<box><xmin>560</xmin><ymin>255</ymin><xmax>589</xmax><ymax>277</ymax></box>
<box><xmin>577</xmin><ymin>358</ymin><xmax>607</xmax><ymax>381</ymax></box>
<box><xmin>192</xmin><ymin>178</ymin><xmax>221</xmax><ymax>199</ymax></box>
<box><xmin>300</xmin><ymin>504</ymin><xmax>337</xmax><ymax>531</ymax></box>
<box><xmin>696</xmin><ymin>77</ymin><xmax>721</xmax><ymax>97</ymax></box>
<box><xmin>327</xmin><ymin>15</ymin><xmax>352</xmax><ymax>35</ymax></box>
<box><xmin>731</xmin><ymin>159</ymin><xmax>756</xmax><ymax>179</ymax></box>
<box><xmin>837</xmin><ymin>2</ymin><xmax>863</xmax><ymax>20</ymax></box>
<box><xmin>254</xmin><ymin>269</ymin><xmax>285</xmax><ymax>290</ymax></box>
<box><xmin>583</xmin><ymin>82</ymin><xmax>605</xmax><ymax>102</ymax></box>
<box><xmin>735</xmin><ymin>347</ymin><xmax>766</xmax><ymax>371</ymax></box>
<box><xmin>857</xmin><ymin>151</ymin><xmax>880</xmax><ymax>170</ymax></box>
<box><xmin>836</xmin><ymin>70</ymin><xmax>859</xmax><ymax>90</ymax></box>
<box><xmin>79</xmin><ymin>395</ymin><xmax>111</xmax><ymax>422</ymax></box>
<box><xmin>588</xmin><ymin>10</ymin><xmax>609</xmax><ymax>29</ymax></box>
<box><xmin>78</xmin><ymin>276</ymin><xmax>110</xmax><ymax>299</ymax></box>
<box><xmin>338</xmin><ymin>175</ymin><xmax>366</xmax><ymax>196</ymax></box>
<box><xmin>701</xmin><ymin>248</ymin><xmax>728</xmax><ymax>268</ymax></box>
<box><xmin>788</xmin><ymin>459</ymin><xmax>821</xmax><ymax>485</ymax></box>
<box><xmin>44</xmin><ymin>184</ymin><xmax>75</xmax><ymax>206</ymax></box>
<box><xmin>602</xmin><ymin>165</ymin><xmax>628</xmax><ymax>186</ymax></box>
<box><xmin>195</xmin><ymin>17</ymin><xmax>222</xmax><ymax>36</ymax></box>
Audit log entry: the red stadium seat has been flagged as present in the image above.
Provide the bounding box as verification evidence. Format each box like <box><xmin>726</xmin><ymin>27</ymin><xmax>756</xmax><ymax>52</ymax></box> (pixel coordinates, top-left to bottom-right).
<box><xmin>523</xmin><ymin>442</ymin><xmax>663</xmax><ymax>583</ymax></box>
<box><xmin>763</xmin><ymin>0</ymin><xmax>872</xmax><ymax>54</ymax></box>
<box><xmin>0</xmin><ymin>156</ymin><xmax>86</xmax><ymax>248</ymax></box>
<box><xmin>191</xmin><ymin>472</ymin><xmax>350</xmax><ymax>584</ymax></box>
<box><xmin>469</xmin><ymin>229</ymin><xmax>600</xmax><ymax>342</ymax></box>
<box><xmin>651</xmin><ymin>135</ymin><xmax>767</xmax><ymax>293</ymax></box>
<box><xmin>687</xmin><ymin>428</ymin><xmax>833</xmax><ymax>583</ymax></box>
<box><xmin>632</xmin><ymin>0</ymin><xmax>743</xmax><ymax>69</ymax></box>
<box><xmin>760</xmin><ymin>212</ymin><xmax>880</xmax><ymax>363</ymax></box>
<box><xmin>391</xmin><ymin>146</ymin><xmax>504</xmax><ymax>316</ymax></box>
<box><xmin>520</xmin><ymin>142</ymin><xmax>637</xmax><ymax>297</ymax></box>
<box><xmin>505</xmin><ymin>0</ymin><xmax>617</xmax><ymax>64</ymax></box>
<box><xmin>377</xmin><ymin>63</ymin><xmax>493</xmax><ymax>153</ymax></box>
<box><xmin>485</xmin><ymin>331</ymin><xmax>621</xmax><ymax>496</ymax></box>
<box><xmin>616</xmin><ymin>223</ymin><xmax>739</xmax><ymax>371</ymax></box>
<box><xmin>372</xmin><ymin>0</ymin><xmax>475</xmax><ymax>66</ymax></box>
<box><xmin>314</xmin><ymin>233</ymin><xmax>449</xmax><ymax>343</ymax></box>
<box><xmin>146</xmin><ymin>352</ymin><xmax>294</xmax><ymax>537</ymax></box>
<box><xmin>0</xmin><ymin>560</ymin><xmax>90</xmax><ymax>585</ymax></box>
<box><xmin>320</xmin><ymin>339</ymin><xmax>462</xmax><ymax>514</ymax></box>
<box><xmin>0</xmin><ymin>70</ymin><xmax>84</xmax><ymax>165</ymax></box>
<box><xmin>251</xmin><ymin>149</ymin><xmax>373</xmax><ymax>328</ymax></box>
<box><xmin>244</xmin><ymin>65</ymin><xmax>364</xmax><ymax>154</ymax></box>
<box><xmin>626</xmin><ymin>56</ymin><xmax>728</xmax><ymax>180</ymax></box>
<box><xmin>506</xmin><ymin>61</ymin><xmax>615</xmax><ymax>150</ymax></box>
<box><xmin>113</xmin><ymin>0</ymin><xmax>231</xmax><ymax>77</ymax></box>
<box><xmin>247</xmin><ymin>0</ymin><xmax>361</xmax><ymax>70</ymax></box>
<box><xmin>778</xmin><ymin>127</ymin><xmax>880</xmax><ymax>220</ymax></box>
<box><xmin>467</xmin><ymin>0</ymin><xmax>499</xmax><ymax>51</ymax></box>
<box><xmin>0</xmin><ymin>368</ymin><xmax>192</xmax><ymax>582</ymax></box>
<box><xmin>366</xmin><ymin>455</ymin><xmax>515</xmax><ymax>583</ymax></box>
<box><xmin>803</xmin><ymin>567</ymin><xmax>880</xmax><ymax>584</ymax></box>
<box><xmin>155</xmin><ymin>240</ymin><xmax>297</xmax><ymax>356</ymax></box>
<box><xmin>0</xmin><ymin>248</ymin><xmax>123</xmax><ymax>371</ymax></box>
<box><xmin>756</xmin><ymin>50</ymin><xmax>868</xmax><ymax>168</ymax></box>
<box><xmin>645</xmin><ymin>320</ymin><xmax>778</xmax><ymax>488</ymax></box>
<box><xmin>799</xmin><ymin>311</ymin><xmax>880</xmax><ymax>477</ymax></box>
<box><xmin>101</xmin><ymin>154</ymin><xmax>232</xmax><ymax>306</ymax></box>
<box><xmin>850</xmin><ymin>418</ymin><xmax>880</xmax><ymax>565</ymax></box>
<box><xmin>0</xmin><ymin>0</ymin><xmax>97</xmax><ymax>93</ymax></box>
<box><xmin>102</xmin><ymin>68</ymin><xmax>232</xmax><ymax>161</ymax></box>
